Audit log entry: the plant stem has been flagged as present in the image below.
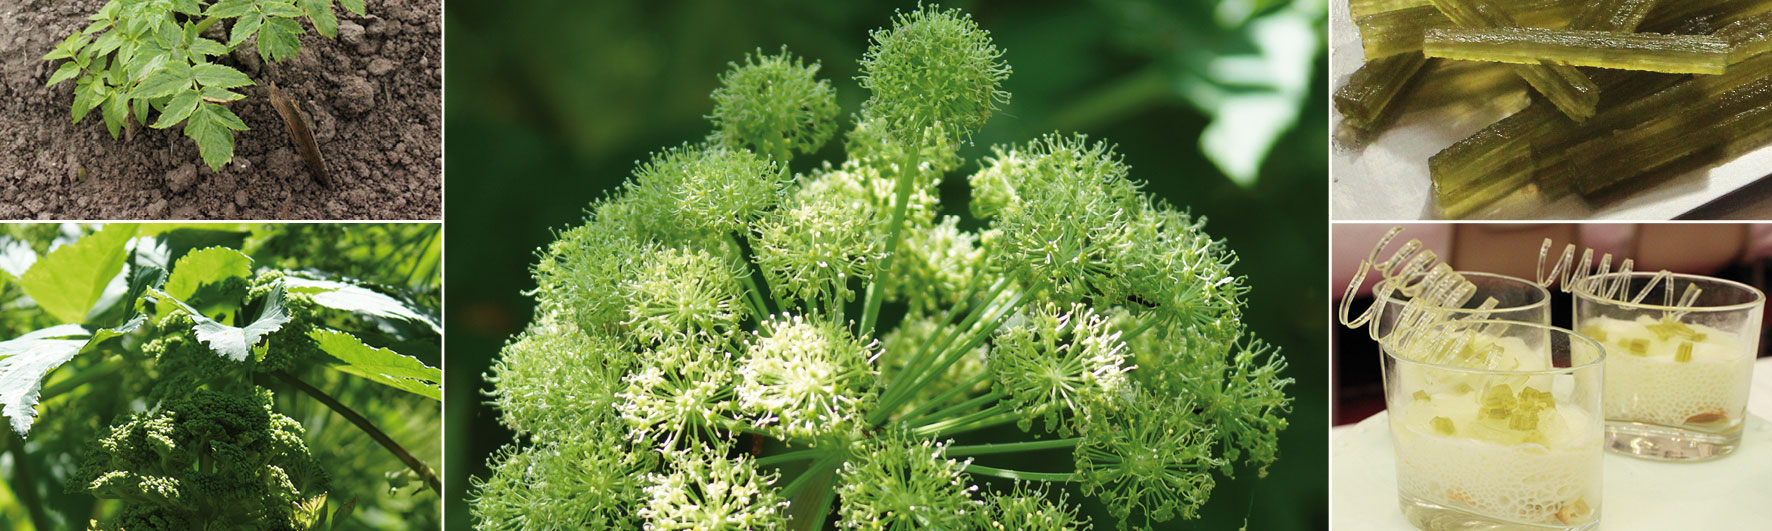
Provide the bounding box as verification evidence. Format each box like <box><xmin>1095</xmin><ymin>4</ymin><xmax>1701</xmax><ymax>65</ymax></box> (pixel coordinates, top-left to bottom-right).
<box><xmin>785</xmin><ymin>456</ymin><xmax>841</xmax><ymax>531</ymax></box>
<box><xmin>272</xmin><ymin>371</ymin><xmax>441</xmax><ymax>493</ymax></box>
<box><xmin>1122</xmin><ymin>314</ymin><xmax>1163</xmax><ymax>343</ymax></box>
<box><xmin>945</xmin><ymin>437</ymin><xmax>1079</xmax><ymax>457</ymax></box>
<box><xmin>869</xmin><ymin>279</ymin><xmax>1011</xmax><ymax>423</ymax></box>
<box><xmin>892</xmin><ymin>371</ymin><xmax>992</xmax><ymax>425</ymax></box>
<box><xmin>780</xmin><ymin>453</ymin><xmax>841</xmax><ymax>502</ymax></box>
<box><xmin>755</xmin><ymin>448</ymin><xmax>825</xmax><ymax>468</ymax></box>
<box><xmin>858</xmin><ymin>161</ymin><xmax>921</xmax><ymax>337</ymax></box>
<box><xmin>914</xmin><ymin>410</ymin><xmax>1021</xmax><ymax>438</ymax></box>
<box><xmin>962</xmin><ymin>463</ymin><xmax>1078</xmax><ymax>483</ymax></box>
<box><xmin>193</xmin><ymin>15</ymin><xmax>223</xmax><ymax>35</ymax></box>
<box><xmin>903</xmin><ymin>390</ymin><xmax>1003</xmax><ymax>428</ymax></box>
<box><xmin>6</xmin><ymin>433</ymin><xmax>51</xmax><ymax>531</ymax></box>
<box><xmin>911</xmin><ymin>403</ymin><xmax>1013</xmax><ymax>434</ymax></box>
<box><xmin>728</xmin><ymin>233</ymin><xmax>777</xmax><ymax>318</ymax></box>
<box><xmin>39</xmin><ymin>358</ymin><xmax>126</xmax><ymax>402</ymax></box>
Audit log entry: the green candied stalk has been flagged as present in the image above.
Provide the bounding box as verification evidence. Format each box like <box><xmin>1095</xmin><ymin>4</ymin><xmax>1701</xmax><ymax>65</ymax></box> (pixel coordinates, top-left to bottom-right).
<box><xmin>1351</xmin><ymin>0</ymin><xmax>1425</xmax><ymax>19</ymax></box>
<box><xmin>1422</xmin><ymin>28</ymin><xmax>1730</xmax><ymax>74</ymax></box>
<box><xmin>1563</xmin><ymin>76</ymin><xmax>1772</xmax><ymax>195</ymax></box>
<box><xmin>1642</xmin><ymin>0</ymin><xmax>1772</xmax><ymax>34</ymax></box>
<box><xmin>1430</xmin><ymin>0</ymin><xmax>1602</xmax><ymax>121</ymax></box>
<box><xmin>1718</xmin><ymin>11</ymin><xmax>1772</xmax><ymax>63</ymax></box>
<box><xmin>1429</xmin><ymin>102</ymin><xmax>1564</xmax><ymax>218</ymax></box>
<box><xmin>1354</xmin><ymin>0</ymin><xmax>1575</xmax><ymax>60</ymax></box>
<box><xmin>1334</xmin><ymin>53</ymin><xmax>1430</xmax><ymax>131</ymax></box>
<box><xmin>1570</xmin><ymin>0</ymin><xmax>1660</xmax><ymax>32</ymax></box>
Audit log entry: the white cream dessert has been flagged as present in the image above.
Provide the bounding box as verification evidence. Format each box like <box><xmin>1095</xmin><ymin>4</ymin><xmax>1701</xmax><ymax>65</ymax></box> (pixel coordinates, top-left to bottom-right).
<box><xmin>1389</xmin><ymin>336</ymin><xmax>1602</xmax><ymax>526</ymax></box>
<box><xmin>1583</xmin><ymin>315</ymin><xmax>1752</xmax><ymax>430</ymax></box>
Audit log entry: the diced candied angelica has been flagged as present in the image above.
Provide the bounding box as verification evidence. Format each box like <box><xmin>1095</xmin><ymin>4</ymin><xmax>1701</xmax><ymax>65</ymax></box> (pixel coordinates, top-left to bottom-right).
<box><xmin>1626</xmin><ymin>338</ymin><xmax>1650</xmax><ymax>356</ymax></box>
<box><xmin>1509</xmin><ymin>407</ymin><xmax>1540</xmax><ymax>430</ymax></box>
<box><xmin>1335</xmin><ymin>53</ymin><xmax>1429</xmax><ymax>130</ymax></box>
<box><xmin>1431</xmin><ymin>416</ymin><xmax>1458</xmax><ymax>435</ymax></box>
<box><xmin>1675</xmin><ymin>341</ymin><xmax>1694</xmax><ymax>362</ymax></box>
<box><xmin>1646</xmin><ymin>317</ymin><xmax>1702</xmax><ymax>340</ymax></box>
<box><xmin>1423</xmin><ymin>27</ymin><xmax>1730</xmax><ymax>75</ymax></box>
<box><xmin>1481</xmin><ymin>384</ymin><xmax>1517</xmax><ymax>409</ymax></box>
<box><xmin>1414</xmin><ymin>389</ymin><xmax>1433</xmax><ymax>402</ymax></box>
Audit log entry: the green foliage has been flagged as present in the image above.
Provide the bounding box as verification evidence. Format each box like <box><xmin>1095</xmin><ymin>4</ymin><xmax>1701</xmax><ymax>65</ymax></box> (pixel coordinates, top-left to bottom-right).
<box><xmin>0</xmin><ymin>224</ymin><xmax>439</xmax><ymax>530</ymax></box>
<box><xmin>42</xmin><ymin>0</ymin><xmax>370</xmax><ymax>171</ymax></box>
<box><xmin>468</xmin><ymin>5</ymin><xmax>1294</xmax><ymax>530</ymax></box>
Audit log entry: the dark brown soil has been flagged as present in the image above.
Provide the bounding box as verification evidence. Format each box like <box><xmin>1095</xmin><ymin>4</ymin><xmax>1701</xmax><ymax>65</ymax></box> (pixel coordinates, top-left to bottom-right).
<box><xmin>0</xmin><ymin>0</ymin><xmax>440</xmax><ymax>220</ymax></box>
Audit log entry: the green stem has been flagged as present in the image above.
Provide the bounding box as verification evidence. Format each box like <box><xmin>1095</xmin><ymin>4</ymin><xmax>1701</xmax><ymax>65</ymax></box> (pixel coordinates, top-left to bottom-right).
<box><xmin>962</xmin><ymin>463</ymin><xmax>1078</xmax><ymax>483</ymax></box>
<box><xmin>780</xmin><ymin>454</ymin><xmax>841</xmax><ymax>502</ymax></box>
<box><xmin>859</xmin><ymin>161</ymin><xmax>921</xmax><ymax>336</ymax></box>
<box><xmin>914</xmin><ymin>411</ymin><xmax>1021</xmax><ymax>438</ymax></box>
<box><xmin>892</xmin><ymin>371</ymin><xmax>993</xmax><ymax>425</ymax></box>
<box><xmin>39</xmin><ymin>358</ymin><xmax>127</xmax><ymax>402</ymax></box>
<box><xmin>272</xmin><ymin>371</ymin><xmax>441</xmax><ymax>493</ymax></box>
<box><xmin>727</xmin><ymin>234</ymin><xmax>775</xmax><ymax>319</ymax></box>
<box><xmin>885</xmin><ymin>286</ymin><xmax>1035</xmax><ymax>416</ymax></box>
<box><xmin>869</xmin><ymin>279</ymin><xmax>1012</xmax><ymax>423</ymax></box>
<box><xmin>755</xmin><ymin>448</ymin><xmax>825</xmax><ymax>468</ymax></box>
<box><xmin>193</xmin><ymin>15</ymin><xmax>223</xmax><ymax>35</ymax></box>
<box><xmin>786</xmin><ymin>457</ymin><xmax>841</xmax><ymax>531</ymax></box>
<box><xmin>6</xmin><ymin>433</ymin><xmax>51</xmax><ymax>531</ymax></box>
<box><xmin>911</xmin><ymin>403</ymin><xmax>1013</xmax><ymax>435</ymax></box>
<box><xmin>903</xmin><ymin>390</ymin><xmax>1003</xmax><ymax>428</ymax></box>
<box><xmin>1122</xmin><ymin>314</ymin><xmax>1163</xmax><ymax>343</ymax></box>
<box><xmin>945</xmin><ymin>438</ymin><xmax>1080</xmax><ymax>458</ymax></box>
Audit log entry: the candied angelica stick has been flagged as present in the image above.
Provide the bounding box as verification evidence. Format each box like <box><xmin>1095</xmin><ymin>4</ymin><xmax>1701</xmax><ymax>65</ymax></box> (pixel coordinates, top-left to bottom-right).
<box><xmin>1642</xmin><ymin>0</ymin><xmax>1772</xmax><ymax>34</ymax></box>
<box><xmin>1422</xmin><ymin>28</ymin><xmax>1730</xmax><ymax>74</ymax></box>
<box><xmin>1429</xmin><ymin>0</ymin><xmax>1601</xmax><ymax>121</ymax></box>
<box><xmin>1718</xmin><ymin>11</ymin><xmax>1772</xmax><ymax>63</ymax></box>
<box><xmin>1564</xmin><ymin>77</ymin><xmax>1772</xmax><ymax>194</ymax></box>
<box><xmin>1350</xmin><ymin>0</ymin><xmax>1427</xmax><ymax>19</ymax></box>
<box><xmin>1335</xmin><ymin>53</ymin><xmax>1431</xmax><ymax>130</ymax></box>
<box><xmin>1354</xmin><ymin>0</ymin><xmax>1574</xmax><ymax>60</ymax></box>
<box><xmin>1569</xmin><ymin>0</ymin><xmax>1661</xmax><ymax>33</ymax></box>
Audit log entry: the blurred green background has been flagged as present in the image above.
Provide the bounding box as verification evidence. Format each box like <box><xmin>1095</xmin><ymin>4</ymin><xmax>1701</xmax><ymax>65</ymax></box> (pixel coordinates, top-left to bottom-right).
<box><xmin>444</xmin><ymin>0</ymin><xmax>1328</xmax><ymax>528</ymax></box>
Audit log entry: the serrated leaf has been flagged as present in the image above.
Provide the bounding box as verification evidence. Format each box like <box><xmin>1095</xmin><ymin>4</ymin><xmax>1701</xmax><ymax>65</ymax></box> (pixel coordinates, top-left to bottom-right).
<box><xmin>93</xmin><ymin>31</ymin><xmax>124</xmax><ymax>57</ymax></box>
<box><xmin>201</xmin><ymin>86</ymin><xmax>244</xmax><ymax>102</ymax></box>
<box><xmin>285</xmin><ymin>277</ymin><xmax>441</xmax><ymax>335</ymax></box>
<box><xmin>101</xmin><ymin>93</ymin><xmax>128</xmax><ymax>139</ymax></box>
<box><xmin>165</xmin><ymin>247</ymin><xmax>252</xmax><ymax>302</ymax></box>
<box><xmin>154</xmin><ymin>18</ymin><xmax>182</xmax><ymax>49</ymax></box>
<box><xmin>300</xmin><ymin>0</ymin><xmax>338</xmax><ymax>39</ymax></box>
<box><xmin>309</xmin><ymin>329</ymin><xmax>440</xmax><ymax>400</ymax></box>
<box><xmin>0</xmin><ymin>325</ymin><xmax>95</xmax><ymax>436</ymax></box>
<box><xmin>18</xmin><ymin>224</ymin><xmax>140</xmax><ymax>324</ymax></box>
<box><xmin>133</xmin><ymin>96</ymin><xmax>152</xmax><ymax>125</ymax></box>
<box><xmin>154</xmin><ymin>90</ymin><xmax>201</xmax><ymax>129</ymax></box>
<box><xmin>190</xmin><ymin>38</ymin><xmax>229</xmax><ymax>57</ymax></box>
<box><xmin>150</xmin><ymin>285</ymin><xmax>292</xmax><ymax>362</ymax></box>
<box><xmin>192</xmin><ymin>63</ymin><xmax>253</xmax><ymax>89</ymax></box>
<box><xmin>230</xmin><ymin>13</ymin><xmax>264</xmax><ymax>47</ymax></box>
<box><xmin>262</xmin><ymin>1</ymin><xmax>307</xmax><ymax>18</ymax></box>
<box><xmin>46</xmin><ymin>62</ymin><xmax>81</xmax><ymax>87</ymax></box>
<box><xmin>133</xmin><ymin>61</ymin><xmax>192</xmax><ymax>99</ymax></box>
<box><xmin>339</xmin><ymin>0</ymin><xmax>364</xmax><ymax>16</ymax></box>
<box><xmin>172</xmin><ymin>0</ymin><xmax>203</xmax><ymax>15</ymax></box>
<box><xmin>207</xmin><ymin>0</ymin><xmax>254</xmax><ymax>18</ymax></box>
<box><xmin>258</xmin><ymin>16</ymin><xmax>303</xmax><ymax>63</ymax></box>
<box><xmin>71</xmin><ymin>82</ymin><xmax>103</xmax><ymax>124</ymax></box>
<box><xmin>185</xmin><ymin>103</ymin><xmax>244</xmax><ymax>171</ymax></box>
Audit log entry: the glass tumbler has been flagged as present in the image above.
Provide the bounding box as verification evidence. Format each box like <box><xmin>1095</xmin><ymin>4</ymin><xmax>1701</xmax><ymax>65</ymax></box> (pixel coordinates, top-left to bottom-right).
<box><xmin>1572</xmin><ymin>272</ymin><xmax>1764</xmax><ymax>460</ymax></box>
<box><xmin>1383</xmin><ymin>320</ymin><xmax>1605</xmax><ymax>530</ymax></box>
<box><xmin>1376</xmin><ymin>272</ymin><xmax>1552</xmax><ymax>341</ymax></box>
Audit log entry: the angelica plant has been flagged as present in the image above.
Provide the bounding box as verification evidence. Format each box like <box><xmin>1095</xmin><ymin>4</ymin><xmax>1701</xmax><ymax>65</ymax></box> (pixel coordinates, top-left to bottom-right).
<box><xmin>42</xmin><ymin>0</ymin><xmax>368</xmax><ymax>171</ymax></box>
<box><xmin>0</xmin><ymin>224</ymin><xmax>440</xmax><ymax>530</ymax></box>
<box><xmin>470</xmin><ymin>5</ymin><xmax>1293</xmax><ymax>530</ymax></box>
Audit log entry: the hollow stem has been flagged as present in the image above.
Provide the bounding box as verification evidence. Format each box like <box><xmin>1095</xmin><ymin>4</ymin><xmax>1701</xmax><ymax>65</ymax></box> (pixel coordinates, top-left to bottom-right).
<box><xmin>272</xmin><ymin>371</ymin><xmax>441</xmax><ymax>493</ymax></box>
<box><xmin>859</xmin><ymin>160</ymin><xmax>921</xmax><ymax>336</ymax></box>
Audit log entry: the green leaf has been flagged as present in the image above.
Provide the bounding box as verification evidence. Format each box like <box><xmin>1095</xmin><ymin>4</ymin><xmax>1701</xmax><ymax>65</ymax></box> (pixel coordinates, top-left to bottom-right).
<box><xmin>153</xmin><ymin>89</ymin><xmax>201</xmax><ymax>129</ymax></box>
<box><xmin>300</xmin><ymin>0</ymin><xmax>338</xmax><ymax>39</ymax></box>
<box><xmin>92</xmin><ymin>31</ymin><xmax>124</xmax><ymax>57</ymax></box>
<box><xmin>257</xmin><ymin>16</ymin><xmax>303</xmax><ymax>63</ymax></box>
<box><xmin>285</xmin><ymin>277</ymin><xmax>442</xmax><ymax>335</ymax></box>
<box><xmin>165</xmin><ymin>247</ymin><xmax>252</xmax><ymax>302</ymax></box>
<box><xmin>71</xmin><ymin>81</ymin><xmax>104</xmax><ymax>123</ymax></box>
<box><xmin>201</xmin><ymin>86</ymin><xmax>245</xmax><ymax>102</ymax></box>
<box><xmin>101</xmin><ymin>93</ymin><xmax>129</xmax><ymax>139</ymax></box>
<box><xmin>207</xmin><ymin>0</ymin><xmax>254</xmax><ymax>18</ymax></box>
<box><xmin>18</xmin><ymin>224</ymin><xmax>141</xmax><ymax>324</ymax></box>
<box><xmin>339</xmin><ymin>0</ymin><xmax>365</xmax><ymax>17</ymax></box>
<box><xmin>184</xmin><ymin>103</ymin><xmax>246</xmax><ymax>171</ymax></box>
<box><xmin>230</xmin><ymin>13</ymin><xmax>263</xmax><ymax>47</ymax></box>
<box><xmin>262</xmin><ymin>1</ymin><xmax>307</xmax><ymax>18</ymax></box>
<box><xmin>190</xmin><ymin>37</ymin><xmax>229</xmax><ymax>57</ymax></box>
<box><xmin>150</xmin><ymin>284</ymin><xmax>292</xmax><ymax>362</ymax></box>
<box><xmin>309</xmin><ymin>329</ymin><xmax>441</xmax><ymax>401</ymax></box>
<box><xmin>192</xmin><ymin>63</ymin><xmax>253</xmax><ymax>89</ymax></box>
<box><xmin>0</xmin><ymin>325</ymin><xmax>95</xmax><ymax>436</ymax></box>
<box><xmin>133</xmin><ymin>61</ymin><xmax>192</xmax><ymax>99</ymax></box>
<box><xmin>46</xmin><ymin>62</ymin><xmax>81</xmax><ymax>87</ymax></box>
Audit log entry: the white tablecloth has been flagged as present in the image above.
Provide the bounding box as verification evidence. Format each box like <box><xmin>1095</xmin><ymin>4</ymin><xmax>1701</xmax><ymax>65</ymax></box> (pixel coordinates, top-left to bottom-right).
<box><xmin>1331</xmin><ymin>357</ymin><xmax>1772</xmax><ymax>529</ymax></box>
